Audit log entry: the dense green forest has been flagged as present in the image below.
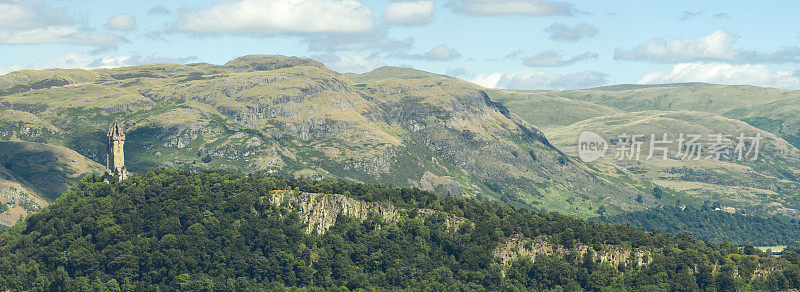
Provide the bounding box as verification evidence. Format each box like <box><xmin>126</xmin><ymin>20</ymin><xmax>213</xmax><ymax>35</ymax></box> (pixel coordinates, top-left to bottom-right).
<box><xmin>601</xmin><ymin>205</ymin><xmax>800</xmax><ymax>246</ymax></box>
<box><xmin>2</xmin><ymin>168</ymin><xmax>800</xmax><ymax>290</ymax></box>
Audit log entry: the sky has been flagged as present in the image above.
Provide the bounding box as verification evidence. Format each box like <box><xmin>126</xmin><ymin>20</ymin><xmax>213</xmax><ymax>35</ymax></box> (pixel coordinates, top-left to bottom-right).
<box><xmin>1</xmin><ymin>0</ymin><xmax>799</xmax><ymax>90</ymax></box>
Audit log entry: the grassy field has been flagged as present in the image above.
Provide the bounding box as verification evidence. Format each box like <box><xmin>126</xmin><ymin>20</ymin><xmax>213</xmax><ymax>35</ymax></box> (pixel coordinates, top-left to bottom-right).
<box><xmin>757</xmin><ymin>246</ymin><xmax>786</xmax><ymax>254</ymax></box>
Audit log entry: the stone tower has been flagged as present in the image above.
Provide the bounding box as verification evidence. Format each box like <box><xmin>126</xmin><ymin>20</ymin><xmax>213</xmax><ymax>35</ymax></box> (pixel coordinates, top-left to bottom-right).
<box><xmin>105</xmin><ymin>122</ymin><xmax>128</xmax><ymax>181</ymax></box>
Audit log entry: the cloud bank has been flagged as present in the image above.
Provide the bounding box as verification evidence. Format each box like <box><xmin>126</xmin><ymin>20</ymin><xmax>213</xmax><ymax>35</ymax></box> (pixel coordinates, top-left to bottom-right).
<box><xmin>382</xmin><ymin>1</ymin><xmax>435</xmax><ymax>26</ymax></box>
<box><xmin>175</xmin><ymin>0</ymin><xmax>376</xmax><ymax>36</ymax></box>
<box><xmin>395</xmin><ymin>44</ymin><xmax>462</xmax><ymax>61</ymax></box>
<box><xmin>106</xmin><ymin>14</ymin><xmax>137</xmax><ymax>31</ymax></box>
<box><xmin>472</xmin><ymin>70</ymin><xmax>607</xmax><ymax>90</ymax></box>
<box><xmin>449</xmin><ymin>0</ymin><xmax>575</xmax><ymax>16</ymax></box>
<box><xmin>422</xmin><ymin>44</ymin><xmax>461</xmax><ymax>61</ymax></box>
<box><xmin>523</xmin><ymin>51</ymin><xmax>597</xmax><ymax>67</ymax></box>
<box><xmin>616</xmin><ymin>29</ymin><xmax>800</xmax><ymax>63</ymax></box>
<box><xmin>0</xmin><ymin>53</ymin><xmax>199</xmax><ymax>75</ymax></box>
<box><xmin>545</xmin><ymin>23</ymin><xmax>598</xmax><ymax>42</ymax></box>
<box><xmin>147</xmin><ymin>5</ymin><xmax>170</xmax><ymax>15</ymax></box>
<box><xmin>638</xmin><ymin>63</ymin><xmax>800</xmax><ymax>89</ymax></box>
<box><xmin>310</xmin><ymin>53</ymin><xmax>384</xmax><ymax>73</ymax></box>
<box><xmin>0</xmin><ymin>1</ymin><xmax>124</xmax><ymax>46</ymax></box>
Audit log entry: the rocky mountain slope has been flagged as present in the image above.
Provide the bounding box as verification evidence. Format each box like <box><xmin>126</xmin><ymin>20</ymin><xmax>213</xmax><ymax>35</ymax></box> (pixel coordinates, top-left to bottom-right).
<box><xmin>0</xmin><ymin>55</ymin><xmax>649</xmax><ymax>222</ymax></box>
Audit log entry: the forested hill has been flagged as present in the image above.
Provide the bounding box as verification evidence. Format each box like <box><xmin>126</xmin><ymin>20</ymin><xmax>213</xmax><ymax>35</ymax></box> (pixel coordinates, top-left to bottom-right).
<box><xmin>601</xmin><ymin>206</ymin><xmax>800</xmax><ymax>246</ymax></box>
<box><xmin>2</xmin><ymin>169</ymin><xmax>800</xmax><ymax>290</ymax></box>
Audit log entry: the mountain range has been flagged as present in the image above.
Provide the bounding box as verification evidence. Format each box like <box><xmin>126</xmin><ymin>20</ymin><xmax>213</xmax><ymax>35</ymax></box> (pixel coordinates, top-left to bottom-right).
<box><xmin>1</xmin><ymin>55</ymin><xmax>798</xmax><ymax>227</ymax></box>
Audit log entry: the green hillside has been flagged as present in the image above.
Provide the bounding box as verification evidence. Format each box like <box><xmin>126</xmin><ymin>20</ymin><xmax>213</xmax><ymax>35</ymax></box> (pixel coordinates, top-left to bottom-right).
<box><xmin>544</xmin><ymin>110</ymin><xmax>800</xmax><ymax>217</ymax></box>
<box><xmin>0</xmin><ymin>141</ymin><xmax>103</xmax><ymax>226</ymax></box>
<box><xmin>0</xmin><ymin>169</ymin><xmax>794</xmax><ymax>291</ymax></box>
<box><xmin>489</xmin><ymin>89</ymin><xmax>624</xmax><ymax>130</ymax></box>
<box><xmin>0</xmin><ymin>55</ymin><xmax>649</xmax><ymax>219</ymax></box>
<box><xmin>549</xmin><ymin>83</ymin><xmax>800</xmax><ymax>149</ymax></box>
<box><xmin>494</xmin><ymin>83</ymin><xmax>800</xmax><ymax>218</ymax></box>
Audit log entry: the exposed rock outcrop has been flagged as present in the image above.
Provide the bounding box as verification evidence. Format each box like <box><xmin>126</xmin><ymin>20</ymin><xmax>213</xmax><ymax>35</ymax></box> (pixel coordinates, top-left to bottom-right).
<box><xmin>265</xmin><ymin>190</ymin><xmax>469</xmax><ymax>234</ymax></box>
<box><xmin>494</xmin><ymin>234</ymin><xmax>652</xmax><ymax>267</ymax></box>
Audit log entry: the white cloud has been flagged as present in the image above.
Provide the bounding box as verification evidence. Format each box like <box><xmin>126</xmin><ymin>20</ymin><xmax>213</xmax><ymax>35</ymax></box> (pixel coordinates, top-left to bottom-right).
<box><xmin>106</xmin><ymin>14</ymin><xmax>137</xmax><ymax>31</ymax></box>
<box><xmin>445</xmin><ymin>67</ymin><xmax>467</xmax><ymax>76</ymax></box>
<box><xmin>637</xmin><ymin>63</ymin><xmax>800</xmax><ymax>89</ymax></box>
<box><xmin>449</xmin><ymin>0</ymin><xmax>575</xmax><ymax>16</ymax></box>
<box><xmin>309</xmin><ymin>53</ymin><xmax>384</xmax><ymax>73</ymax></box>
<box><xmin>393</xmin><ymin>44</ymin><xmax>461</xmax><ymax>61</ymax></box>
<box><xmin>382</xmin><ymin>1</ymin><xmax>435</xmax><ymax>26</ymax></box>
<box><xmin>680</xmin><ymin>10</ymin><xmax>704</xmax><ymax>21</ymax></box>
<box><xmin>175</xmin><ymin>0</ymin><xmax>376</xmax><ymax>36</ymax></box>
<box><xmin>0</xmin><ymin>26</ymin><xmax>124</xmax><ymax>45</ymax></box>
<box><xmin>423</xmin><ymin>44</ymin><xmax>461</xmax><ymax>61</ymax></box>
<box><xmin>679</xmin><ymin>11</ymin><xmax>729</xmax><ymax>21</ymax></box>
<box><xmin>0</xmin><ymin>0</ymin><xmax>62</xmax><ymax>29</ymax></box>
<box><xmin>615</xmin><ymin>28</ymin><xmax>800</xmax><ymax>63</ymax></box>
<box><xmin>472</xmin><ymin>70</ymin><xmax>607</xmax><ymax>90</ymax></box>
<box><xmin>0</xmin><ymin>53</ymin><xmax>134</xmax><ymax>75</ymax></box>
<box><xmin>712</xmin><ymin>13</ymin><xmax>729</xmax><ymax>20</ymax></box>
<box><xmin>523</xmin><ymin>50</ymin><xmax>597</xmax><ymax>67</ymax></box>
<box><xmin>472</xmin><ymin>72</ymin><xmax>503</xmax><ymax>87</ymax></box>
<box><xmin>0</xmin><ymin>1</ymin><xmax>124</xmax><ymax>46</ymax></box>
<box><xmin>0</xmin><ymin>64</ymin><xmax>23</xmax><ymax>76</ymax></box>
<box><xmin>544</xmin><ymin>23</ymin><xmax>597</xmax><ymax>42</ymax></box>
<box><xmin>0</xmin><ymin>53</ymin><xmax>199</xmax><ymax>75</ymax></box>
<box><xmin>148</xmin><ymin>5</ymin><xmax>170</xmax><ymax>15</ymax></box>
<box><xmin>616</xmin><ymin>29</ymin><xmax>737</xmax><ymax>63</ymax></box>
<box><xmin>304</xmin><ymin>30</ymin><xmax>414</xmax><ymax>52</ymax></box>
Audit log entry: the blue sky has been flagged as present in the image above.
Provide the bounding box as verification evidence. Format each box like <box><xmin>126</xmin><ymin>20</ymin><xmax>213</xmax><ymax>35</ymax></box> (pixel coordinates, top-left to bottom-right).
<box><xmin>1</xmin><ymin>0</ymin><xmax>799</xmax><ymax>89</ymax></box>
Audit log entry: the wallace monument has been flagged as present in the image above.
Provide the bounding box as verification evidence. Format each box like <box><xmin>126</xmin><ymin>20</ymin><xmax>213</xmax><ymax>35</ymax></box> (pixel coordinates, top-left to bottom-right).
<box><xmin>104</xmin><ymin>122</ymin><xmax>128</xmax><ymax>182</ymax></box>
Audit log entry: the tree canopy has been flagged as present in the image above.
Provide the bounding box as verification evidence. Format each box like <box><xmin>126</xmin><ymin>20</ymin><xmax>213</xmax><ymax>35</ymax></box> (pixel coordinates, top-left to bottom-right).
<box><xmin>0</xmin><ymin>168</ymin><xmax>798</xmax><ymax>291</ymax></box>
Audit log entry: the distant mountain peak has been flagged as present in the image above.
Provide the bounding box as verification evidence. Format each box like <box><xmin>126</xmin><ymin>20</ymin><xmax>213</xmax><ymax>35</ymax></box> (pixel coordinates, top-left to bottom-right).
<box><xmin>223</xmin><ymin>54</ymin><xmax>326</xmax><ymax>72</ymax></box>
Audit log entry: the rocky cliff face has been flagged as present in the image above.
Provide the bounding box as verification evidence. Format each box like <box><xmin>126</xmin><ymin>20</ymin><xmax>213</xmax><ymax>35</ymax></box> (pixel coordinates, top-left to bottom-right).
<box><xmin>267</xmin><ymin>190</ymin><xmax>400</xmax><ymax>234</ymax></box>
<box><xmin>0</xmin><ymin>178</ymin><xmax>44</xmax><ymax>226</ymax></box>
<box><xmin>494</xmin><ymin>234</ymin><xmax>652</xmax><ymax>267</ymax></box>
<box><xmin>265</xmin><ymin>190</ymin><xmax>468</xmax><ymax>234</ymax></box>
